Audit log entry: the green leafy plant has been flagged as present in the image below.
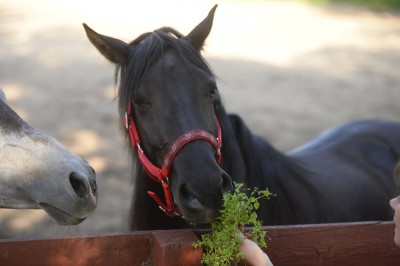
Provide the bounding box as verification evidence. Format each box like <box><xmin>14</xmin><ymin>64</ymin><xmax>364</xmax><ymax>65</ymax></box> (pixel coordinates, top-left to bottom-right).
<box><xmin>193</xmin><ymin>182</ymin><xmax>271</xmax><ymax>266</ymax></box>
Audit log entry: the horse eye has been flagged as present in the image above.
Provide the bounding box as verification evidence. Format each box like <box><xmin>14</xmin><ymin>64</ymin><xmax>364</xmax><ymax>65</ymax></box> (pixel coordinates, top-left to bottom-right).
<box><xmin>209</xmin><ymin>86</ymin><xmax>217</xmax><ymax>97</ymax></box>
<box><xmin>133</xmin><ymin>97</ymin><xmax>143</xmax><ymax>105</ymax></box>
<box><xmin>133</xmin><ymin>96</ymin><xmax>151</xmax><ymax>107</ymax></box>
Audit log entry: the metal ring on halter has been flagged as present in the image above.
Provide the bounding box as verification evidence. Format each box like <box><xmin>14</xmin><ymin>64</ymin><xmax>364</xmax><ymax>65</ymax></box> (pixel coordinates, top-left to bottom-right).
<box><xmin>137</xmin><ymin>144</ymin><xmax>143</xmax><ymax>152</ymax></box>
<box><xmin>124</xmin><ymin>112</ymin><xmax>129</xmax><ymax>129</ymax></box>
<box><xmin>162</xmin><ymin>177</ymin><xmax>169</xmax><ymax>185</ymax></box>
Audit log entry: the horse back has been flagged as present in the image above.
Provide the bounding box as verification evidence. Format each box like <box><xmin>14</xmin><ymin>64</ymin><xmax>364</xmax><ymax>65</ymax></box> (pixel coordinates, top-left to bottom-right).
<box><xmin>288</xmin><ymin>119</ymin><xmax>400</xmax><ymax>222</ymax></box>
<box><xmin>290</xmin><ymin>119</ymin><xmax>400</xmax><ymax>157</ymax></box>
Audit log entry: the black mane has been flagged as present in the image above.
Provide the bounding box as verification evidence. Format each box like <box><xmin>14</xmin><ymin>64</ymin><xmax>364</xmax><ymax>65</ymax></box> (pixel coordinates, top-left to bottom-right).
<box><xmin>115</xmin><ymin>27</ymin><xmax>213</xmax><ymax>118</ymax></box>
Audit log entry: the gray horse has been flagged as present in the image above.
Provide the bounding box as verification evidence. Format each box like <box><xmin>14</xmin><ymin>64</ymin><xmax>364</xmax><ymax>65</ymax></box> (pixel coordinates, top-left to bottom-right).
<box><xmin>0</xmin><ymin>88</ymin><xmax>97</xmax><ymax>225</ymax></box>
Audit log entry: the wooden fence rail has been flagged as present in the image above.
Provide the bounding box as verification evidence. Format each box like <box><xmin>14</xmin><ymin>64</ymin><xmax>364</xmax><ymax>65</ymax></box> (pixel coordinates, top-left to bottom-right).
<box><xmin>0</xmin><ymin>221</ymin><xmax>399</xmax><ymax>265</ymax></box>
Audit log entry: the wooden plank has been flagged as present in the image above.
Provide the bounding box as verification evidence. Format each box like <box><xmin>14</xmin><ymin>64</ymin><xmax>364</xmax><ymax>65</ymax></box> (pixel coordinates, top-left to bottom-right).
<box><xmin>264</xmin><ymin>221</ymin><xmax>400</xmax><ymax>266</ymax></box>
<box><xmin>0</xmin><ymin>222</ymin><xmax>398</xmax><ymax>265</ymax></box>
<box><xmin>0</xmin><ymin>232</ymin><xmax>152</xmax><ymax>266</ymax></box>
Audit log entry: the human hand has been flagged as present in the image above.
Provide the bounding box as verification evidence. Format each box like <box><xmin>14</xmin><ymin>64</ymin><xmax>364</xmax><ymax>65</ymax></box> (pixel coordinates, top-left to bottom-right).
<box><xmin>238</xmin><ymin>231</ymin><xmax>273</xmax><ymax>266</ymax></box>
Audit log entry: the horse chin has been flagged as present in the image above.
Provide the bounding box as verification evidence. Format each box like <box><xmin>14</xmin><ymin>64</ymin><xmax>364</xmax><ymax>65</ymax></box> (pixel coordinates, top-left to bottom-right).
<box><xmin>39</xmin><ymin>203</ymin><xmax>86</xmax><ymax>225</ymax></box>
<box><xmin>180</xmin><ymin>207</ymin><xmax>220</xmax><ymax>225</ymax></box>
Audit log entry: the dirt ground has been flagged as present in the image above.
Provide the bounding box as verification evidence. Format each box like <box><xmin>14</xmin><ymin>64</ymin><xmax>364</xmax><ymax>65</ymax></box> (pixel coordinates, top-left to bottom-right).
<box><xmin>0</xmin><ymin>0</ymin><xmax>399</xmax><ymax>239</ymax></box>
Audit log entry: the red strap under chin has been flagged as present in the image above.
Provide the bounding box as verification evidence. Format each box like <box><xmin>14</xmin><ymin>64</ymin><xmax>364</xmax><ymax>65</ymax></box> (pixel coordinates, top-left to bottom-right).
<box><xmin>125</xmin><ymin>101</ymin><xmax>222</xmax><ymax>217</ymax></box>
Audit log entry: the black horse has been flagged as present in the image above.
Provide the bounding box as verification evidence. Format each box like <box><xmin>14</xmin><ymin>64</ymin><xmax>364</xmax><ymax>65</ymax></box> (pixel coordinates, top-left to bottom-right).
<box><xmin>84</xmin><ymin>5</ymin><xmax>400</xmax><ymax>230</ymax></box>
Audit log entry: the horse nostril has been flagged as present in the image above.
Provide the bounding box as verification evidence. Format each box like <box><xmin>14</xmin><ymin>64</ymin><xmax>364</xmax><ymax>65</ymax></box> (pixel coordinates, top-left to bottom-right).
<box><xmin>69</xmin><ymin>173</ymin><xmax>89</xmax><ymax>201</ymax></box>
<box><xmin>89</xmin><ymin>166</ymin><xmax>96</xmax><ymax>175</ymax></box>
<box><xmin>180</xmin><ymin>184</ymin><xmax>196</xmax><ymax>202</ymax></box>
<box><xmin>90</xmin><ymin>180</ymin><xmax>98</xmax><ymax>197</ymax></box>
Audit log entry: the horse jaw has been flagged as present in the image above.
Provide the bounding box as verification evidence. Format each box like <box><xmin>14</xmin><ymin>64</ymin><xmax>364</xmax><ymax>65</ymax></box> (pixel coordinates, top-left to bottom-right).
<box><xmin>39</xmin><ymin>203</ymin><xmax>87</xmax><ymax>225</ymax></box>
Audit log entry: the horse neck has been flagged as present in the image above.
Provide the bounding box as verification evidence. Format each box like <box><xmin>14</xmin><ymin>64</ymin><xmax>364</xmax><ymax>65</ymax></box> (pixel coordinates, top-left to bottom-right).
<box><xmin>215</xmin><ymin>103</ymin><xmax>302</xmax><ymax>188</ymax></box>
<box><xmin>220</xmin><ymin>112</ymin><xmax>320</xmax><ymax>224</ymax></box>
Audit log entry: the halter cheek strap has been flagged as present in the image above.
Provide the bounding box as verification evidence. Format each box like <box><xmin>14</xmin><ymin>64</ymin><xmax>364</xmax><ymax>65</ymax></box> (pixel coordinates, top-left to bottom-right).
<box><xmin>124</xmin><ymin>101</ymin><xmax>222</xmax><ymax>217</ymax></box>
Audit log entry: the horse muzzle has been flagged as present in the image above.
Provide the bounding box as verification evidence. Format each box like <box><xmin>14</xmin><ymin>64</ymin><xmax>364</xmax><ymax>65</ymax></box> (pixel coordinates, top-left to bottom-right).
<box><xmin>171</xmin><ymin>143</ymin><xmax>233</xmax><ymax>224</ymax></box>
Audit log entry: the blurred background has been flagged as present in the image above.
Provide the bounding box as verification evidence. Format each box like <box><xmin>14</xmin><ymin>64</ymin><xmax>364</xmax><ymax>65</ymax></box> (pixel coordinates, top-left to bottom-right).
<box><xmin>0</xmin><ymin>0</ymin><xmax>399</xmax><ymax>239</ymax></box>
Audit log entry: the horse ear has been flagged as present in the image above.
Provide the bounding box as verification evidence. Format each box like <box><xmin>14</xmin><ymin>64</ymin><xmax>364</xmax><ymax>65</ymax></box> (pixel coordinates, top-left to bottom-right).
<box><xmin>186</xmin><ymin>5</ymin><xmax>217</xmax><ymax>50</ymax></box>
<box><xmin>83</xmin><ymin>23</ymin><xmax>131</xmax><ymax>64</ymax></box>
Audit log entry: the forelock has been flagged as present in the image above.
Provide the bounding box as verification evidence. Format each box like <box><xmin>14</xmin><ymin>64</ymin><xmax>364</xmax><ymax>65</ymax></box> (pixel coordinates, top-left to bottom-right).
<box><xmin>116</xmin><ymin>27</ymin><xmax>213</xmax><ymax>117</ymax></box>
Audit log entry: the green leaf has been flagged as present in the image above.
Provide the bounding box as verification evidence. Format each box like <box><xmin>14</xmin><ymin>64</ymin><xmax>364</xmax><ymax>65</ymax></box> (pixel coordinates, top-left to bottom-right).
<box><xmin>250</xmin><ymin>211</ymin><xmax>257</xmax><ymax>221</ymax></box>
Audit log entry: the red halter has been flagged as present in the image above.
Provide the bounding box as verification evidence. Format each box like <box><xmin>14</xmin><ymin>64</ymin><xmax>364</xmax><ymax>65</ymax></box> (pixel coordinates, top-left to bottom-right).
<box><xmin>124</xmin><ymin>101</ymin><xmax>222</xmax><ymax>217</ymax></box>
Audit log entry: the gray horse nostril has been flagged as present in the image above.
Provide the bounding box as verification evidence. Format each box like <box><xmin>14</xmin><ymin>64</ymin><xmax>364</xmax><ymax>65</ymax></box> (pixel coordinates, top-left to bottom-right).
<box><xmin>89</xmin><ymin>166</ymin><xmax>96</xmax><ymax>175</ymax></box>
<box><xmin>69</xmin><ymin>173</ymin><xmax>89</xmax><ymax>201</ymax></box>
<box><xmin>90</xmin><ymin>180</ymin><xmax>98</xmax><ymax>197</ymax></box>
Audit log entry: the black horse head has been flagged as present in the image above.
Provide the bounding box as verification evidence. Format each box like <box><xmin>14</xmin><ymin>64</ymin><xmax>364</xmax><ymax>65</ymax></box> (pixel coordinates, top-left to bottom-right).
<box><xmin>84</xmin><ymin>5</ymin><xmax>233</xmax><ymax>225</ymax></box>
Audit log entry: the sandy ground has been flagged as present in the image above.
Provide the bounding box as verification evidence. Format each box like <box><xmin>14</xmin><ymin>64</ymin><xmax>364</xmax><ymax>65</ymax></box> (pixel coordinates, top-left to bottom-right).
<box><xmin>0</xmin><ymin>0</ymin><xmax>399</xmax><ymax>239</ymax></box>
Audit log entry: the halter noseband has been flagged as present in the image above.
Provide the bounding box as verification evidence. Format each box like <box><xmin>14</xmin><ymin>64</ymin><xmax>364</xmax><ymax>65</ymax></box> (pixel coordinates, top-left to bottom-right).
<box><xmin>124</xmin><ymin>101</ymin><xmax>222</xmax><ymax>217</ymax></box>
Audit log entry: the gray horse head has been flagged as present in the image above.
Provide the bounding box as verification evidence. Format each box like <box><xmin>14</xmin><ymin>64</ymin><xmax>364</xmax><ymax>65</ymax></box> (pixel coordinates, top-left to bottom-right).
<box><xmin>0</xmin><ymin>88</ymin><xmax>97</xmax><ymax>225</ymax></box>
